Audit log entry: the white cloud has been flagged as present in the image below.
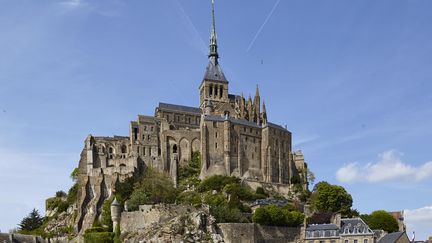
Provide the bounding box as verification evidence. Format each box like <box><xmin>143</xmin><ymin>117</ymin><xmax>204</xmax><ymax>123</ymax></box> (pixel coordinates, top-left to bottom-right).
<box><xmin>405</xmin><ymin>206</ymin><xmax>432</xmax><ymax>240</ymax></box>
<box><xmin>336</xmin><ymin>150</ymin><xmax>432</xmax><ymax>183</ymax></box>
<box><xmin>60</xmin><ymin>0</ymin><xmax>86</xmax><ymax>9</ymax></box>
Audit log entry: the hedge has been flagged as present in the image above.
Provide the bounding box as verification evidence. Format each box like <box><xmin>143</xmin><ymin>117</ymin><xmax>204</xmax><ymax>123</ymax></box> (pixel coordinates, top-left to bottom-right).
<box><xmin>84</xmin><ymin>232</ymin><xmax>114</xmax><ymax>243</ymax></box>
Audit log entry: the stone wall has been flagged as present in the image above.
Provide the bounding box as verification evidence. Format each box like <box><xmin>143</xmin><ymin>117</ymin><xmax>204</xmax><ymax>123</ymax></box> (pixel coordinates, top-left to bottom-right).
<box><xmin>217</xmin><ymin>223</ymin><xmax>301</xmax><ymax>243</ymax></box>
<box><xmin>0</xmin><ymin>233</ymin><xmax>45</xmax><ymax>243</ymax></box>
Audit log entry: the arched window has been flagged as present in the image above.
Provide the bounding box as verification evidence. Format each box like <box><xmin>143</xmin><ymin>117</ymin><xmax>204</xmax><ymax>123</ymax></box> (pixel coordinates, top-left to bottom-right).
<box><xmin>121</xmin><ymin>145</ymin><xmax>127</xmax><ymax>154</ymax></box>
<box><xmin>173</xmin><ymin>144</ymin><xmax>178</xmax><ymax>154</ymax></box>
<box><xmin>220</xmin><ymin>86</ymin><xmax>223</xmax><ymax>98</ymax></box>
<box><xmin>209</xmin><ymin>85</ymin><xmax>213</xmax><ymax>97</ymax></box>
<box><xmin>214</xmin><ymin>85</ymin><xmax>218</xmax><ymax>97</ymax></box>
<box><xmin>109</xmin><ymin>147</ymin><xmax>114</xmax><ymax>154</ymax></box>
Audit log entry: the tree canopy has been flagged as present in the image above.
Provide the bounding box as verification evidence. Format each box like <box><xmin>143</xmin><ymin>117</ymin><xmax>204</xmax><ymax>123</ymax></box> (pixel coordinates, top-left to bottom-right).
<box><xmin>361</xmin><ymin>210</ymin><xmax>399</xmax><ymax>233</ymax></box>
<box><xmin>310</xmin><ymin>182</ymin><xmax>353</xmax><ymax>216</ymax></box>
<box><xmin>18</xmin><ymin>209</ymin><xmax>44</xmax><ymax>232</ymax></box>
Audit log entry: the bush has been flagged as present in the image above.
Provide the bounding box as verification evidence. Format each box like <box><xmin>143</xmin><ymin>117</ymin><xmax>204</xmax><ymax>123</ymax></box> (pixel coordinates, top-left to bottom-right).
<box><xmin>256</xmin><ymin>187</ymin><xmax>268</xmax><ymax>197</ymax></box>
<box><xmin>177</xmin><ymin>191</ymin><xmax>202</xmax><ymax>206</ymax></box>
<box><xmin>101</xmin><ymin>197</ymin><xmax>114</xmax><ymax>231</ymax></box>
<box><xmin>83</xmin><ymin>232</ymin><xmax>114</xmax><ymax>243</ymax></box>
<box><xmin>128</xmin><ymin>168</ymin><xmax>176</xmax><ymax>211</ymax></box>
<box><xmin>203</xmin><ymin>192</ymin><xmax>226</xmax><ymax>207</ymax></box>
<box><xmin>67</xmin><ymin>183</ymin><xmax>79</xmax><ymax>204</ymax></box>
<box><xmin>46</xmin><ymin>197</ymin><xmax>69</xmax><ymax>213</ymax></box>
<box><xmin>127</xmin><ymin>188</ymin><xmax>150</xmax><ymax>211</ymax></box>
<box><xmin>211</xmin><ymin>204</ymin><xmax>249</xmax><ymax>223</ymax></box>
<box><xmin>224</xmin><ymin>183</ymin><xmax>266</xmax><ymax>201</ymax></box>
<box><xmin>179</xmin><ymin>152</ymin><xmax>201</xmax><ymax>182</ymax></box>
<box><xmin>84</xmin><ymin>227</ymin><xmax>106</xmax><ymax>234</ymax></box>
<box><xmin>252</xmin><ymin>205</ymin><xmax>304</xmax><ymax>227</ymax></box>
<box><xmin>198</xmin><ymin>175</ymin><xmax>239</xmax><ymax>192</ymax></box>
<box><xmin>56</xmin><ymin>191</ymin><xmax>67</xmax><ymax>198</ymax></box>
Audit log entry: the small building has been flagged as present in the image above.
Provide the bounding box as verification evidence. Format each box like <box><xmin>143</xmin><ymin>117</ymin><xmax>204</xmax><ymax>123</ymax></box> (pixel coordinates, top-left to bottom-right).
<box><xmin>305</xmin><ymin>217</ymin><xmax>374</xmax><ymax>243</ymax></box>
<box><xmin>377</xmin><ymin>232</ymin><xmax>410</xmax><ymax>243</ymax></box>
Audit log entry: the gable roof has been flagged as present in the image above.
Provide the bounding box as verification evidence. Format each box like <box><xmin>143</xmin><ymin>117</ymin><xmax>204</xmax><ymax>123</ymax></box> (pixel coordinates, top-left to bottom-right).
<box><xmin>158</xmin><ymin>103</ymin><xmax>201</xmax><ymax>115</ymax></box>
<box><xmin>378</xmin><ymin>232</ymin><xmax>407</xmax><ymax>243</ymax></box>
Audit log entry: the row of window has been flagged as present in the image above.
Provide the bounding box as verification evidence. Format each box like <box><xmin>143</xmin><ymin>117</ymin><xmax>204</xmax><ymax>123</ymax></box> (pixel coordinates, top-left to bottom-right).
<box><xmin>308</xmin><ymin>240</ymin><xmax>368</xmax><ymax>243</ymax></box>
<box><xmin>208</xmin><ymin>84</ymin><xmax>224</xmax><ymax>99</ymax></box>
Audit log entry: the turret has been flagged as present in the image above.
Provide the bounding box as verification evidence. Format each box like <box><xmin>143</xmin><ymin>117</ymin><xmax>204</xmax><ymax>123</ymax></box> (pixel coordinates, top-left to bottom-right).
<box><xmin>262</xmin><ymin>100</ymin><xmax>267</xmax><ymax>125</ymax></box>
<box><xmin>110</xmin><ymin>197</ymin><xmax>121</xmax><ymax>232</ymax></box>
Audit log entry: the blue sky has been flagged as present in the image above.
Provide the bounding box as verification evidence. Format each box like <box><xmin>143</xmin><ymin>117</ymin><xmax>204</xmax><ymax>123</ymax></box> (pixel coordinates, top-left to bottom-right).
<box><xmin>0</xmin><ymin>0</ymin><xmax>431</xmax><ymax>239</ymax></box>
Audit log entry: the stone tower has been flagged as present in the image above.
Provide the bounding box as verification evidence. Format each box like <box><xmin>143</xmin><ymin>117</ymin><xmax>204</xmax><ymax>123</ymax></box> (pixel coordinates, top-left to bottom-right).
<box><xmin>110</xmin><ymin>197</ymin><xmax>121</xmax><ymax>232</ymax></box>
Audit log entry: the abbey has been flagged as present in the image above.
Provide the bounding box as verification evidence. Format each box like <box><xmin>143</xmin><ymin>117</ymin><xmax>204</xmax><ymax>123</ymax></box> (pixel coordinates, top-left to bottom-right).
<box><xmin>75</xmin><ymin>1</ymin><xmax>308</xmax><ymax>233</ymax></box>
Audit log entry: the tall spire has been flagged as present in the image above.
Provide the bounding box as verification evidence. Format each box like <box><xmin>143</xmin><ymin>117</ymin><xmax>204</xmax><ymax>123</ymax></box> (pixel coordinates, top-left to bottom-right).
<box><xmin>209</xmin><ymin>0</ymin><xmax>219</xmax><ymax>61</ymax></box>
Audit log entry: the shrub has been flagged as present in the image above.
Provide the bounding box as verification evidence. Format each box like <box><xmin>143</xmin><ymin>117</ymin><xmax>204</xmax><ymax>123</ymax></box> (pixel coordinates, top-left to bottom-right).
<box><xmin>56</xmin><ymin>191</ymin><xmax>67</xmax><ymax>198</ymax></box>
<box><xmin>84</xmin><ymin>227</ymin><xmax>106</xmax><ymax>234</ymax></box>
<box><xmin>224</xmin><ymin>183</ymin><xmax>267</xmax><ymax>201</ymax></box>
<box><xmin>46</xmin><ymin>197</ymin><xmax>69</xmax><ymax>213</ymax></box>
<box><xmin>252</xmin><ymin>205</ymin><xmax>304</xmax><ymax>227</ymax></box>
<box><xmin>256</xmin><ymin>187</ymin><xmax>268</xmax><ymax>197</ymax></box>
<box><xmin>127</xmin><ymin>188</ymin><xmax>149</xmax><ymax>211</ymax></box>
<box><xmin>179</xmin><ymin>152</ymin><xmax>201</xmax><ymax>182</ymax></box>
<box><xmin>67</xmin><ymin>183</ymin><xmax>79</xmax><ymax>204</ymax></box>
<box><xmin>203</xmin><ymin>192</ymin><xmax>226</xmax><ymax>207</ymax></box>
<box><xmin>128</xmin><ymin>168</ymin><xmax>176</xmax><ymax>211</ymax></box>
<box><xmin>83</xmin><ymin>232</ymin><xmax>114</xmax><ymax>243</ymax></box>
<box><xmin>177</xmin><ymin>191</ymin><xmax>202</xmax><ymax>206</ymax></box>
<box><xmin>211</xmin><ymin>204</ymin><xmax>249</xmax><ymax>223</ymax></box>
<box><xmin>198</xmin><ymin>175</ymin><xmax>239</xmax><ymax>192</ymax></box>
<box><xmin>101</xmin><ymin>197</ymin><xmax>114</xmax><ymax>231</ymax></box>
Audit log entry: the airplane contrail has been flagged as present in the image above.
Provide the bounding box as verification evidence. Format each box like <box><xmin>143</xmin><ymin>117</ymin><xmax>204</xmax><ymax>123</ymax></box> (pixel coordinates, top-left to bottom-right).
<box><xmin>247</xmin><ymin>0</ymin><xmax>282</xmax><ymax>53</ymax></box>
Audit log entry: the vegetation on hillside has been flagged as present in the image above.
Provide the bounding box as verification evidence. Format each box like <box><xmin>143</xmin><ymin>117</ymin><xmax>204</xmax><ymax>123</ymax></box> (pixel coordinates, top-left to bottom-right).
<box><xmin>252</xmin><ymin>204</ymin><xmax>304</xmax><ymax>227</ymax></box>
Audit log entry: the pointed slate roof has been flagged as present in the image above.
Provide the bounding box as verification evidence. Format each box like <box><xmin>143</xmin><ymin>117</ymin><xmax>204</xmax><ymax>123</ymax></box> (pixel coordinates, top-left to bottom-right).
<box><xmin>203</xmin><ymin>57</ymin><xmax>228</xmax><ymax>82</ymax></box>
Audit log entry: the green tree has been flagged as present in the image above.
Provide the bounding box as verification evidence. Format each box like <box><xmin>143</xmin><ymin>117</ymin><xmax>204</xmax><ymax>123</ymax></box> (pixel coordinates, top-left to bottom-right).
<box><xmin>310</xmin><ymin>182</ymin><xmax>353</xmax><ymax>216</ymax></box>
<box><xmin>252</xmin><ymin>204</ymin><xmax>304</xmax><ymax>227</ymax></box>
<box><xmin>361</xmin><ymin>210</ymin><xmax>399</xmax><ymax>233</ymax></box>
<box><xmin>18</xmin><ymin>209</ymin><xmax>44</xmax><ymax>232</ymax></box>
<box><xmin>127</xmin><ymin>168</ymin><xmax>176</xmax><ymax>211</ymax></box>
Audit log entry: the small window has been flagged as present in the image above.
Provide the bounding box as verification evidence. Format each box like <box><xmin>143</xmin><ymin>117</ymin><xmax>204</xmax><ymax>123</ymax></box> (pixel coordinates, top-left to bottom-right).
<box><xmin>354</xmin><ymin>240</ymin><xmax>358</xmax><ymax>243</ymax></box>
<box><xmin>364</xmin><ymin>240</ymin><xmax>368</xmax><ymax>243</ymax></box>
<box><xmin>250</xmin><ymin>128</ymin><xmax>252</xmax><ymax>133</ymax></box>
<box><xmin>345</xmin><ymin>240</ymin><xmax>349</xmax><ymax>243</ymax></box>
<box><xmin>133</xmin><ymin>127</ymin><xmax>138</xmax><ymax>140</ymax></box>
<box><xmin>215</xmin><ymin>143</ymin><xmax>218</xmax><ymax>149</ymax></box>
<box><xmin>144</xmin><ymin>126</ymin><xmax>147</xmax><ymax>131</ymax></box>
<box><xmin>151</xmin><ymin>126</ymin><xmax>154</xmax><ymax>132</ymax></box>
<box><xmin>215</xmin><ymin>132</ymin><xmax>218</xmax><ymax>138</ymax></box>
<box><xmin>143</xmin><ymin>147</ymin><xmax>146</xmax><ymax>156</ymax></box>
<box><xmin>213</xmin><ymin>121</ymin><xmax>217</xmax><ymax>128</ymax></box>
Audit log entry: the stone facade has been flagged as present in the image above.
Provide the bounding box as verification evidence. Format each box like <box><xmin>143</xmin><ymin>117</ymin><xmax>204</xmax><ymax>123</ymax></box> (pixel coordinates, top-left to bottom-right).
<box><xmin>73</xmin><ymin>1</ymin><xmax>308</xmax><ymax>233</ymax></box>
<box><xmin>305</xmin><ymin>218</ymin><xmax>374</xmax><ymax>243</ymax></box>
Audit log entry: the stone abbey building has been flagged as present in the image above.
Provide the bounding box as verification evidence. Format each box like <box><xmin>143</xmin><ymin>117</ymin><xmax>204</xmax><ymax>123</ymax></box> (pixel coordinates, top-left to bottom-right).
<box><xmin>75</xmin><ymin>1</ymin><xmax>308</xmax><ymax>233</ymax></box>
